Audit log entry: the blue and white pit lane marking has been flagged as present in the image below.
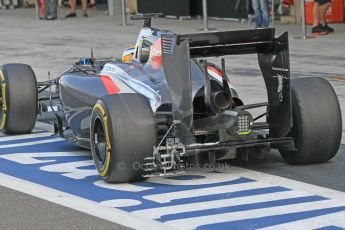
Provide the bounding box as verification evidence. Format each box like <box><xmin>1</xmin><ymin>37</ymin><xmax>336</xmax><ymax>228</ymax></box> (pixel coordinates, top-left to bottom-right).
<box><xmin>1</xmin><ymin>130</ymin><xmax>345</xmax><ymax>230</ymax></box>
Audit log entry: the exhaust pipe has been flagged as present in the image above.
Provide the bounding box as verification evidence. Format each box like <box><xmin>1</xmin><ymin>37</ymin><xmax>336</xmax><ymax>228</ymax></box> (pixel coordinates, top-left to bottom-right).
<box><xmin>212</xmin><ymin>91</ymin><xmax>232</xmax><ymax>111</ymax></box>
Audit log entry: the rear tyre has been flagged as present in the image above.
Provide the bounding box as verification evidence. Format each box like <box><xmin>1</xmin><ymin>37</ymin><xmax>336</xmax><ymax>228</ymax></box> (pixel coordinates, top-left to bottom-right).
<box><xmin>0</xmin><ymin>64</ymin><xmax>38</xmax><ymax>134</ymax></box>
<box><xmin>280</xmin><ymin>77</ymin><xmax>342</xmax><ymax>164</ymax></box>
<box><xmin>90</xmin><ymin>93</ymin><xmax>157</xmax><ymax>183</ymax></box>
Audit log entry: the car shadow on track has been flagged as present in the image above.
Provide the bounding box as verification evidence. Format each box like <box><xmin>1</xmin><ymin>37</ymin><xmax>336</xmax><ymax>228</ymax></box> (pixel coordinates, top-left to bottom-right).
<box><xmin>230</xmin><ymin>144</ymin><xmax>345</xmax><ymax>193</ymax></box>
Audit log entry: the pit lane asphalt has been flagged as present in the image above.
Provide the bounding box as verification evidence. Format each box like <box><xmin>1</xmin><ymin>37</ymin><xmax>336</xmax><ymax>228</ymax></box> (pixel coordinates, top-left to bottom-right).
<box><xmin>0</xmin><ymin>185</ymin><xmax>129</xmax><ymax>230</ymax></box>
<box><xmin>0</xmin><ymin>7</ymin><xmax>345</xmax><ymax>229</ymax></box>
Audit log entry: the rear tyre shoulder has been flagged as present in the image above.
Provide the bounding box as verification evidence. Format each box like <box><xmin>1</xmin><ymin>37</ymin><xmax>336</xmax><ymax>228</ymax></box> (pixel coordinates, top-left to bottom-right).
<box><xmin>280</xmin><ymin>77</ymin><xmax>342</xmax><ymax>164</ymax></box>
<box><xmin>0</xmin><ymin>64</ymin><xmax>38</xmax><ymax>134</ymax></box>
<box><xmin>90</xmin><ymin>93</ymin><xmax>157</xmax><ymax>183</ymax></box>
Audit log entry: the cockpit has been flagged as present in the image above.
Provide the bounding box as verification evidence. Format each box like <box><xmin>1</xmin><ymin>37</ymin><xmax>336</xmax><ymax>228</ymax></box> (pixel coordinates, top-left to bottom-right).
<box><xmin>122</xmin><ymin>34</ymin><xmax>163</xmax><ymax>70</ymax></box>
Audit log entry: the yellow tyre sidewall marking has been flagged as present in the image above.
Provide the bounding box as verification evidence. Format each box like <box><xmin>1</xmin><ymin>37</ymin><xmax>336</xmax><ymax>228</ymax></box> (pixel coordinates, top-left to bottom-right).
<box><xmin>237</xmin><ymin>130</ymin><xmax>252</xmax><ymax>135</ymax></box>
<box><xmin>92</xmin><ymin>103</ymin><xmax>112</xmax><ymax>177</ymax></box>
<box><xmin>0</xmin><ymin>69</ymin><xmax>7</xmax><ymax>130</ymax></box>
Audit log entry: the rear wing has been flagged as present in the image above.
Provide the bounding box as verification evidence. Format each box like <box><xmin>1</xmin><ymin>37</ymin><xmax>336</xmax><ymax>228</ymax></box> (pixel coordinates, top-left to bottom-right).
<box><xmin>161</xmin><ymin>28</ymin><xmax>291</xmax><ymax>144</ymax></box>
<box><xmin>179</xmin><ymin>29</ymin><xmax>275</xmax><ymax>57</ymax></box>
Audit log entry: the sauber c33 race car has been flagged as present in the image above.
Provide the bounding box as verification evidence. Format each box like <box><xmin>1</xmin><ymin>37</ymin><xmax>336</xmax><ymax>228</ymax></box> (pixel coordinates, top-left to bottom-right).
<box><xmin>0</xmin><ymin>14</ymin><xmax>342</xmax><ymax>183</ymax></box>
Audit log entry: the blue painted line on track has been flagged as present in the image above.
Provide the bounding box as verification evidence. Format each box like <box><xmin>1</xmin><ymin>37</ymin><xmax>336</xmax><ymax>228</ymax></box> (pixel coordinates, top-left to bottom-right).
<box><xmin>197</xmin><ymin>206</ymin><xmax>345</xmax><ymax>230</ymax></box>
<box><xmin>1</xmin><ymin>136</ymin><xmax>345</xmax><ymax>229</ymax></box>
<box><xmin>0</xmin><ymin>156</ymin><xmax>259</xmax><ymax>207</ymax></box>
<box><xmin>158</xmin><ymin>196</ymin><xmax>328</xmax><ymax>222</ymax></box>
<box><xmin>133</xmin><ymin>177</ymin><xmax>254</xmax><ymax>196</ymax></box>
<box><xmin>123</xmin><ymin>186</ymin><xmax>290</xmax><ymax>212</ymax></box>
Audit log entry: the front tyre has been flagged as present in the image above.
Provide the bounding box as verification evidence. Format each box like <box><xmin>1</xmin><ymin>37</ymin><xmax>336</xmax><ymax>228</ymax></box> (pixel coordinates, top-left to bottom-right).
<box><xmin>90</xmin><ymin>93</ymin><xmax>157</xmax><ymax>183</ymax></box>
<box><xmin>0</xmin><ymin>64</ymin><xmax>38</xmax><ymax>134</ymax></box>
<box><xmin>280</xmin><ymin>77</ymin><xmax>342</xmax><ymax>164</ymax></box>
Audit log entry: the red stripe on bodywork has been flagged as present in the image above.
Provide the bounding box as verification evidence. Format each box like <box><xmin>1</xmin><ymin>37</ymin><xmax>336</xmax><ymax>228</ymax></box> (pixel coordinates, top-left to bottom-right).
<box><xmin>207</xmin><ymin>66</ymin><xmax>231</xmax><ymax>83</ymax></box>
<box><xmin>207</xmin><ymin>66</ymin><xmax>223</xmax><ymax>77</ymax></box>
<box><xmin>101</xmin><ymin>75</ymin><xmax>120</xmax><ymax>94</ymax></box>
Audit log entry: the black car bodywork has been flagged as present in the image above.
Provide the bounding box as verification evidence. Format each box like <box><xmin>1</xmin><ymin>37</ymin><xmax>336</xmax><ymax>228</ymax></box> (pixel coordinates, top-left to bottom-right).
<box><xmin>46</xmin><ymin>26</ymin><xmax>294</xmax><ymax>174</ymax></box>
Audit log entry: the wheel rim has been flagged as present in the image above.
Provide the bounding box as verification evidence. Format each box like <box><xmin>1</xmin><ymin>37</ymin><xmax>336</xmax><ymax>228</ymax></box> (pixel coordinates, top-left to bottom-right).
<box><xmin>93</xmin><ymin>118</ymin><xmax>107</xmax><ymax>169</ymax></box>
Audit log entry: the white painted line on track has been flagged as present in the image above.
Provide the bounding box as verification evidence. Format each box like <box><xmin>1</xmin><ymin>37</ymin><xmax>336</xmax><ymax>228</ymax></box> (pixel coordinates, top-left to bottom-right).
<box><xmin>133</xmin><ymin>190</ymin><xmax>312</xmax><ymax>219</ymax></box>
<box><xmin>94</xmin><ymin>180</ymin><xmax>154</xmax><ymax>192</ymax></box>
<box><xmin>0</xmin><ymin>173</ymin><xmax>176</xmax><ymax>230</ymax></box>
<box><xmin>231</xmin><ymin>167</ymin><xmax>345</xmax><ymax>200</ymax></box>
<box><xmin>165</xmin><ymin>199</ymin><xmax>345</xmax><ymax>229</ymax></box>
<box><xmin>40</xmin><ymin>160</ymin><xmax>98</xmax><ymax>179</ymax></box>
<box><xmin>0</xmin><ymin>132</ymin><xmax>53</xmax><ymax>142</ymax></box>
<box><xmin>100</xmin><ymin>199</ymin><xmax>142</xmax><ymax>208</ymax></box>
<box><xmin>0</xmin><ymin>151</ymin><xmax>89</xmax><ymax>164</ymax></box>
<box><xmin>144</xmin><ymin>181</ymin><xmax>273</xmax><ymax>204</ymax></box>
<box><xmin>0</xmin><ymin>137</ymin><xmax>63</xmax><ymax>148</ymax></box>
<box><xmin>261</xmin><ymin>211</ymin><xmax>345</xmax><ymax>230</ymax></box>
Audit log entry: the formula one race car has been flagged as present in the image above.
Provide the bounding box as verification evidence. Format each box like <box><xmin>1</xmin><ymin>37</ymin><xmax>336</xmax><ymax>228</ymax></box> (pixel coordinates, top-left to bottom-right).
<box><xmin>0</xmin><ymin>14</ymin><xmax>342</xmax><ymax>183</ymax></box>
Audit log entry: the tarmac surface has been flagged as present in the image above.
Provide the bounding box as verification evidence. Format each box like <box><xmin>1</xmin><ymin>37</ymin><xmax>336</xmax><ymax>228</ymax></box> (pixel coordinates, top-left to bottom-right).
<box><xmin>0</xmin><ymin>7</ymin><xmax>345</xmax><ymax>230</ymax></box>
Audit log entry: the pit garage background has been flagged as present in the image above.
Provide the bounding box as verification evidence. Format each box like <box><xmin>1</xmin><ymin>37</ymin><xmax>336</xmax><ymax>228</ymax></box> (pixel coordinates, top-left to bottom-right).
<box><xmin>1</xmin><ymin>0</ymin><xmax>344</xmax><ymax>24</ymax></box>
